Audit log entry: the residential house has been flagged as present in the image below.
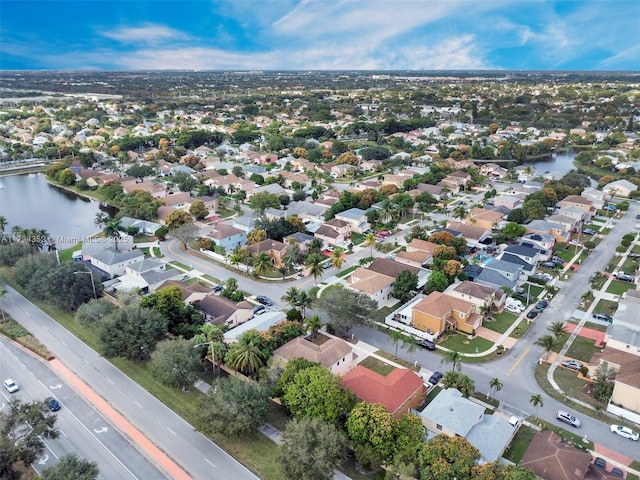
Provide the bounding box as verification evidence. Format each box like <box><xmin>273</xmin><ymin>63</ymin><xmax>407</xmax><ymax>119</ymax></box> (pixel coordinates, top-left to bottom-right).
<box><xmin>119</xmin><ymin>217</ymin><xmax>162</xmax><ymax>236</ymax></box>
<box><xmin>224</xmin><ymin>311</ymin><xmax>288</xmax><ymax>343</ymax></box>
<box><xmin>283</xmin><ymin>232</ymin><xmax>315</xmax><ymax>253</ymax></box>
<box><xmin>526</xmin><ymin>219</ymin><xmax>570</xmax><ymax>243</ymax></box>
<box><xmin>466</xmin><ymin>208</ymin><xmax>504</xmax><ymax>230</ymax></box>
<box><xmin>438</xmin><ymin>171</ymin><xmax>471</xmax><ymax>192</ymax></box>
<box><xmin>492</xmin><ymin>195</ymin><xmax>523</xmax><ymax>210</ymax></box>
<box><xmin>360</xmin><ymin>159</ymin><xmax>382</xmax><ymax>172</ymax></box>
<box><xmin>205</xmin><ymin>223</ymin><xmax>247</xmax><ymax>251</ymax></box>
<box><xmin>547</xmin><ymin>214</ymin><xmax>580</xmax><ymax>233</ymax></box>
<box><xmin>502</xmin><ymin>244</ymin><xmax>540</xmax><ymax>266</ymax></box>
<box><xmin>445</xmin><ymin>281</ymin><xmax>506</xmax><ymax>311</ymax></box>
<box><xmin>335</xmin><ymin>208</ymin><xmax>371</xmax><ymax>234</ymax></box>
<box><xmin>163</xmin><ymin>192</ymin><xmax>193</xmax><ymax>210</ymax></box>
<box><xmin>197</xmin><ymin>295</ymin><xmax>253</xmax><ymax>328</ymax></box>
<box><xmin>580</xmin><ymin>187</ymin><xmax>609</xmax><ymax>210</ymax></box>
<box><xmin>89</xmin><ymin>249</ymin><xmax>145</xmax><ymax>279</ymax></box>
<box><xmin>155</xmin><ymin>280</ymin><xmax>211</xmax><ymax>304</ymax></box>
<box><xmin>342</xmin><ymin>366</ymin><xmax>426</xmax><ymax>419</ymax></box>
<box><xmin>104</xmin><ymin>258</ymin><xmax>179</xmax><ymax>294</ymax></box>
<box><xmin>395</xmin><ymin>238</ymin><xmax>437</xmax><ymax>269</ymax></box>
<box><xmin>411</xmin><ymin>291</ymin><xmax>481</xmax><ymax>336</ymax></box>
<box><xmin>476</xmin><ymin>259</ymin><xmax>522</xmax><ymax>292</ymax></box>
<box><xmin>347</xmin><ymin>268</ymin><xmax>394</xmax><ymax>308</ymax></box>
<box><xmin>519</xmin><ymin>232</ymin><xmax>556</xmax><ymax>252</ymax></box>
<box><xmin>480</xmin><ymin>163</ymin><xmax>508</xmax><ymax>178</ymax></box>
<box><xmin>381</xmin><ymin>173</ymin><xmax>412</xmax><ymax>189</ymax></box>
<box><xmin>314</xmin><ymin>218</ymin><xmax>350</xmax><ymax>246</ymax></box>
<box><xmin>445</xmin><ymin>221</ymin><xmax>492</xmax><ymax>247</ymax></box>
<box><xmin>415</xmin><ymin>183</ymin><xmax>446</xmax><ymax>201</ymax></box>
<box><xmin>272</xmin><ymin>336</ymin><xmax>358</xmax><ymax>377</ymax></box>
<box><xmin>519</xmin><ymin>430</ymin><xmax>591</xmax><ymax>480</ymax></box>
<box><xmin>556</xmin><ymin>206</ymin><xmax>589</xmax><ymax>223</ymax></box>
<box><xmin>418</xmin><ymin>388</ymin><xmax>517</xmax><ymax>463</ymax></box>
<box><xmin>367</xmin><ymin>258</ymin><xmax>427</xmax><ymax>288</ymax></box>
<box><xmin>558</xmin><ymin>195</ymin><xmax>594</xmax><ymax>214</ymax></box>
<box><xmin>285</xmin><ymin>201</ymin><xmax>328</xmax><ymax>222</ymax></box>
<box><xmin>246</xmin><ymin>239</ymin><xmax>287</xmax><ymax>268</ymax></box>
<box><xmin>331</xmin><ymin>164</ymin><xmax>355</xmax><ymax>178</ymax></box>
<box><xmin>120</xmin><ymin>179</ymin><xmax>167</xmax><ymax>199</ymax></box>
<box><xmin>602</xmin><ymin>179</ymin><xmax>638</xmax><ymax>198</ymax></box>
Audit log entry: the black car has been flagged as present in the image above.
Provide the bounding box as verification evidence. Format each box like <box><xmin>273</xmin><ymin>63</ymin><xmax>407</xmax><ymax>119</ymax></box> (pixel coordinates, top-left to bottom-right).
<box><xmin>428</xmin><ymin>371</ymin><xmax>443</xmax><ymax>385</ymax></box>
<box><xmin>256</xmin><ymin>295</ymin><xmax>273</xmax><ymax>306</ymax></box>
<box><xmin>583</xmin><ymin>228</ymin><xmax>596</xmax><ymax>236</ymax></box>
<box><xmin>535</xmin><ymin>300</ymin><xmax>549</xmax><ymax>311</ymax></box>
<box><xmin>211</xmin><ymin>284</ymin><xmax>223</xmax><ymax>293</ymax></box>
<box><xmin>46</xmin><ymin>397</ymin><xmax>61</xmax><ymax>412</ymax></box>
<box><xmin>592</xmin><ymin>312</ymin><xmax>613</xmax><ymax>322</ymax></box>
<box><xmin>252</xmin><ymin>305</ymin><xmax>266</xmax><ymax>315</ymax></box>
<box><xmin>540</xmin><ymin>261</ymin><xmax>557</xmax><ymax>269</ymax></box>
<box><xmin>526</xmin><ymin>309</ymin><xmax>539</xmax><ymax>319</ymax></box>
<box><xmin>419</xmin><ymin>339</ymin><xmax>436</xmax><ymax>351</ymax></box>
<box><xmin>551</xmin><ymin>256</ymin><xmax>564</xmax><ymax>265</ymax></box>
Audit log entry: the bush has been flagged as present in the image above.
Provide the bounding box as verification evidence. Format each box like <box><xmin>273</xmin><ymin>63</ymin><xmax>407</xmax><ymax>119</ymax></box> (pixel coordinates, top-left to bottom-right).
<box><xmin>621</xmin><ymin>239</ymin><xmax>632</xmax><ymax>247</ymax></box>
<box><xmin>616</xmin><ymin>245</ymin><xmax>628</xmax><ymax>253</ymax></box>
<box><xmin>622</xmin><ymin>233</ymin><xmax>636</xmax><ymax>242</ymax></box>
<box><xmin>286</xmin><ymin>308</ymin><xmax>302</xmax><ymax>321</ymax></box>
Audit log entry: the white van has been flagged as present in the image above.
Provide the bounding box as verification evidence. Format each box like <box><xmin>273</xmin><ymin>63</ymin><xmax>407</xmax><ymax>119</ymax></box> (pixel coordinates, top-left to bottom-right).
<box><xmin>505</xmin><ymin>297</ymin><xmax>525</xmax><ymax>312</ymax></box>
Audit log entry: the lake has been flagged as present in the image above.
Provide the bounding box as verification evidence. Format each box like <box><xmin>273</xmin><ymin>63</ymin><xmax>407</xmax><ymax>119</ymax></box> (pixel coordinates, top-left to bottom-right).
<box><xmin>0</xmin><ymin>173</ymin><xmax>101</xmax><ymax>248</ymax></box>
<box><xmin>526</xmin><ymin>149</ymin><xmax>578</xmax><ymax>175</ymax></box>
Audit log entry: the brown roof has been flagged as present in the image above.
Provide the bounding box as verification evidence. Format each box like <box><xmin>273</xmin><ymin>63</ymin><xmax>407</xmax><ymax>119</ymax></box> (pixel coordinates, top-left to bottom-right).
<box><xmin>155</xmin><ymin>280</ymin><xmax>210</xmax><ymax>300</ymax></box>
<box><xmin>395</xmin><ymin>250</ymin><xmax>431</xmax><ymax>264</ymax></box>
<box><xmin>562</xmin><ymin>195</ymin><xmax>593</xmax><ymax>205</ymax></box>
<box><xmin>416</xmin><ymin>183</ymin><xmax>443</xmax><ymax>195</ymax></box>
<box><xmin>348</xmin><ymin>268</ymin><xmax>394</xmax><ymax>294</ymax></box>
<box><xmin>468</xmin><ymin>208</ymin><xmax>504</xmax><ymax>223</ymax></box>
<box><xmin>451</xmin><ymin>281</ymin><xmax>504</xmax><ymax>301</ymax></box>
<box><xmin>314</xmin><ymin>225</ymin><xmax>340</xmax><ymax>238</ymax></box>
<box><xmin>163</xmin><ymin>192</ymin><xmax>192</xmax><ymax>207</ymax></box>
<box><xmin>247</xmin><ymin>238</ymin><xmax>286</xmax><ymax>254</ymax></box>
<box><xmin>197</xmin><ymin>294</ymin><xmax>251</xmax><ymax>325</ymax></box>
<box><xmin>367</xmin><ymin>258</ymin><xmax>420</xmax><ymax>278</ymax></box>
<box><xmin>520</xmin><ymin>430</ymin><xmax>591</xmax><ymax>480</ymax></box>
<box><xmin>407</xmin><ymin>238</ymin><xmax>437</xmax><ymax>253</ymax></box>
<box><xmin>413</xmin><ymin>292</ymin><xmax>474</xmax><ymax>318</ymax></box>
<box><xmin>207</xmin><ymin>223</ymin><xmax>245</xmax><ymax>240</ymax></box>
<box><xmin>274</xmin><ymin>337</ymin><xmax>353</xmax><ymax>368</ymax></box>
<box><xmin>616</xmin><ymin>357</ymin><xmax>640</xmax><ymax>389</ymax></box>
<box><xmin>325</xmin><ymin>218</ymin><xmax>349</xmax><ymax>228</ymax></box>
<box><xmin>342</xmin><ymin>366</ymin><xmax>425</xmax><ymax>415</ymax></box>
<box><xmin>446</xmin><ymin>221</ymin><xmax>490</xmax><ymax>241</ymax></box>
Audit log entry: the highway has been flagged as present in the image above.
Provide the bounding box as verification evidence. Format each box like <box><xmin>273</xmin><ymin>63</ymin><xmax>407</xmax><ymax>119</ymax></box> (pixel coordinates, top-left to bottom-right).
<box><xmin>0</xmin><ymin>337</ymin><xmax>166</xmax><ymax>479</ymax></box>
<box><xmin>0</xmin><ymin>288</ymin><xmax>259</xmax><ymax>480</ymax></box>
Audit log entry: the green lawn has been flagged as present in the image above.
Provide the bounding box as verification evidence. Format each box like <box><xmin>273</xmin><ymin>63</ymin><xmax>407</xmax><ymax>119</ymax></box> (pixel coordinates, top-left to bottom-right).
<box><xmin>483</xmin><ymin>311</ymin><xmax>517</xmax><ymax>334</ymax></box>
<box><xmin>552</xmin><ymin>247</ymin><xmax>576</xmax><ymax>263</ymax></box>
<box><xmin>170</xmin><ymin>261</ymin><xmax>192</xmax><ymax>271</ymax></box>
<box><xmin>359</xmin><ymin>356</ymin><xmax>395</xmax><ymax>376</ymax></box>
<box><xmin>581</xmin><ymin>321</ymin><xmax>608</xmax><ymax>332</ymax></box>
<box><xmin>554</xmin><ymin>367</ymin><xmax>605</xmax><ymax>409</ymax></box>
<box><xmin>439</xmin><ymin>334</ymin><xmax>493</xmax><ymax>354</ymax></box>
<box><xmin>565</xmin><ymin>336</ymin><xmax>597</xmax><ymax>363</ymax></box>
<box><xmin>632</xmin><ymin>245</ymin><xmax>640</xmax><ymax>254</ymax></box>
<box><xmin>550</xmin><ymin>332</ymin><xmax>570</xmax><ymax>353</ymax></box>
<box><xmin>374</xmin><ymin>350</ymin><xmax>419</xmax><ymax>371</ymax></box>
<box><xmin>58</xmin><ymin>242</ymin><xmax>82</xmax><ymax>262</ymax></box>
<box><xmin>606</xmin><ymin>280</ymin><xmax>636</xmax><ymax>296</ymax></box>
<box><xmin>534</xmin><ymin>418</ymin><xmax>594</xmax><ymax>451</ymax></box>
<box><xmin>351</xmin><ymin>232</ymin><xmax>365</xmax><ymax>245</ymax></box>
<box><xmin>503</xmin><ymin>425</ymin><xmax>536</xmax><ymax>464</ymax></box>
<box><xmin>593</xmin><ymin>299</ymin><xmax>618</xmax><ymax>316</ymax></box>
<box><xmin>509</xmin><ymin>320</ymin><xmax>533</xmax><ymax>339</ymax></box>
<box><xmin>336</xmin><ymin>265</ymin><xmax>358</xmax><ymax>278</ymax></box>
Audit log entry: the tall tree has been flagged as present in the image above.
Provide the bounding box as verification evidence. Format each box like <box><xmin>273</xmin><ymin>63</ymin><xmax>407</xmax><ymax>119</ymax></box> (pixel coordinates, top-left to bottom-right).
<box><xmin>347</xmin><ymin>402</ymin><xmax>397</xmax><ymax>468</ymax></box>
<box><xmin>529</xmin><ymin>393</ymin><xmax>544</xmax><ymax>418</ymax></box>
<box><xmin>330</xmin><ymin>248</ymin><xmax>345</xmax><ymax>270</ymax></box>
<box><xmin>195</xmin><ymin>376</ymin><xmax>270</xmax><ymax>437</ymax></box>
<box><xmin>40</xmin><ymin>453</ymin><xmax>99</xmax><ymax>480</ymax></box>
<box><xmin>419</xmin><ymin>435</ymin><xmax>480</xmax><ymax>480</ymax></box>
<box><xmin>390</xmin><ymin>330</ymin><xmax>405</xmax><ymax>359</ymax></box>
<box><xmin>489</xmin><ymin>377</ymin><xmax>503</xmax><ymax>398</ymax></box>
<box><xmin>171</xmin><ymin>222</ymin><xmax>199</xmax><ymax>249</ymax></box>
<box><xmin>363</xmin><ymin>233</ymin><xmax>377</xmax><ymax>257</ymax></box>
<box><xmin>441</xmin><ymin>350</ymin><xmax>463</xmax><ymax>372</ymax></box>
<box><xmin>252</xmin><ymin>251</ymin><xmax>273</xmax><ymax>277</ymax></box>
<box><xmin>316</xmin><ymin>287</ymin><xmax>379</xmax><ymax>336</ymax></box>
<box><xmin>150</xmin><ymin>338</ymin><xmax>201</xmax><ymax>391</ymax></box>
<box><xmin>278</xmin><ymin>417</ymin><xmax>346</xmax><ymax>480</ymax></box>
<box><xmin>305</xmin><ymin>253</ymin><xmax>325</xmax><ymax>285</ymax></box>
<box><xmin>225</xmin><ymin>340</ymin><xmax>266</xmax><ymax>376</ymax></box>
<box><xmin>401</xmin><ymin>335</ymin><xmax>419</xmax><ymax>363</ymax></box>
<box><xmin>391</xmin><ymin>270</ymin><xmax>418</xmax><ymax>303</ymax></box>
<box><xmin>547</xmin><ymin>321</ymin><xmax>566</xmax><ymax>339</ymax></box>
<box><xmin>534</xmin><ymin>334</ymin><xmax>555</xmax><ymax>361</ymax></box>
<box><xmin>304</xmin><ymin>315</ymin><xmax>323</xmax><ymax>340</ymax></box>
<box><xmin>0</xmin><ymin>398</ymin><xmax>60</xmax><ymax>479</ymax></box>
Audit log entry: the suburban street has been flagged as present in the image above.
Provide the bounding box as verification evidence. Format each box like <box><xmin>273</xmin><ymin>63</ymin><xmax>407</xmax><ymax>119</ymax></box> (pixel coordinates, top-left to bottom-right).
<box><xmin>0</xmin><ymin>337</ymin><xmax>166</xmax><ymax>479</ymax></box>
<box><xmin>0</xmin><ymin>288</ymin><xmax>259</xmax><ymax>480</ymax></box>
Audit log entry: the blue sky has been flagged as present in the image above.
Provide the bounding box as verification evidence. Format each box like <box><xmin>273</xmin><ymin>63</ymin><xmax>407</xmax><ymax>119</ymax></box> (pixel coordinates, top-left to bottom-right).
<box><xmin>2</xmin><ymin>1</ymin><xmax>639</xmax><ymax>71</ymax></box>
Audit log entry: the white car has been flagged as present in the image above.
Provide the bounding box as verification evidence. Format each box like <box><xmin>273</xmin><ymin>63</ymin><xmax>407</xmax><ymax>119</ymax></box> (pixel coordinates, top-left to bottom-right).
<box><xmin>505</xmin><ymin>304</ymin><xmax>523</xmax><ymax>314</ymax></box>
<box><xmin>610</xmin><ymin>425</ymin><xmax>639</xmax><ymax>441</ymax></box>
<box><xmin>4</xmin><ymin>378</ymin><xmax>19</xmax><ymax>393</ymax></box>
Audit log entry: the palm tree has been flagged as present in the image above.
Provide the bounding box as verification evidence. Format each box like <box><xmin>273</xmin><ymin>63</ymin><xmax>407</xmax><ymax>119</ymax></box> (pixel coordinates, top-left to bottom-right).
<box><xmin>489</xmin><ymin>377</ymin><xmax>503</xmax><ymax>398</ymax></box>
<box><xmin>547</xmin><ymin>321</ymin><xmax>566</xmax><ymax>339</ymax></box>
<box><xmin>363</xmin><ymin>233</ymin><xmax>377</xmax><ymax>257</ymax></box>
<box><xmin>253</xmin><ymin>252</ymin><xmax>273</xmax><ymax>277</ymax></box>
<box><xmin>390</xmin><ymin>330</ymin><xmax>405</xmax><ymax>359</ymax></box>
<box><xmin>281</xmin><ymin>287</ymin><xmax>301</xmax><ymax>310</ymax></box>
<box><xmin>102</xmin><ymin>218</ymin><xmax>122</xmax><ymax>251</ymax></box>
<box><xmin>452</xmin><ymin>205</ymin><xmax>468</xmax><ymax>220</ymax></box>
<box><xmin>441</xmin><ymin>350</ymin><xmax>463</xmax><ymax>372</ymax></box>
<box><xmin>295</xmin><ymin>290</ymin><xmax>313</xmax><ymax>318</ymax></box>
<box><xmin>534</xmin><ymin>334</ymin><xmax>556</xmax><ymax>360</ymax></box>
<box><xmin>304</xmin><ymin>315</ymin><xmax>323</xmax><ymax>340</ymax></box>
<box><xmin>228</xmin><ymin>249</ymin><xmax>244</xmax><ymax>271</ymax></box>
<box><xmin>456</xmin><ymin>374</ymin><xmax>475</xmax><ymax>398</ymax></box>
<box><xmin>378</xmin><ymin>198</ymin><xmax>395</xmax><ymax>224</ymax></box>
<box><xmin>330</xmin><ymin>248</ymin><xmax>345</xmax><ymax>270</ymax></box>
<box><xmin>529</xmin><ymin>393</ymin><xmax>543</xmax><ymax>418</ymax></box>
<box><xmin>401</xmin><ymin>335</ymin><xmax>418</xmax><ymax>363</ymax></box>
<box><xmin>305</xmin><ymin>253</ymin><xmax>325</xmax><ymax>285</ymax></box>
<box><xmin>0</xmin><ymin>215</ymin><xmax>8</xmax><ymax>233</ymax></box>
<box><xmin>479</xmin><ymin>302</ymin><xmax>493</xmax><ymax>322</ymax></box>
<box><xmin>226</xmin><ymin>340</ymin><xmax>265</xmax><ymax>376</ymax></box>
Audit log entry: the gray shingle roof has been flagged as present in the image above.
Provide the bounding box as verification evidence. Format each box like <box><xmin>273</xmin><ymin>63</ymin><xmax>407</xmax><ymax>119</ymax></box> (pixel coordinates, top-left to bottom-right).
<box><xmin>420</xmin><ymin>389</ymin><xmax>484</xmax><ymax>437</ymax></box>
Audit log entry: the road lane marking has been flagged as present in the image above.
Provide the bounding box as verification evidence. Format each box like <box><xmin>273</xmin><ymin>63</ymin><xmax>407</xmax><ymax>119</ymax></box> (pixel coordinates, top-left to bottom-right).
<box><xmin>134</xmin><ymin>401</ymin><xmax>143</xmax><ymax>408</ymax></box>
<box><xmin>107</xmin><ymin>378</ymin><xmax>115</xmax><ymax>385</ymax></box>
<box><xmin>167</xmin><ymin>427</ymin><xmax>176</xmax><ymax>436</ymax></box>
<box><xmin>204</xmin><ymin>458</ymin><xmax>216</xmax><ymax>468</ymax></box>
<box><xmin>507</xmin><ymin>347</ymin><xmax>530</xmax><ymax>376</ymax></box>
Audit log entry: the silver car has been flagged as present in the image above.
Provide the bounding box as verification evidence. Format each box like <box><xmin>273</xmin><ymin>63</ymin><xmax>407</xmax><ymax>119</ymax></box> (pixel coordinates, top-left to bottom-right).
<box><xmin>556</xmin><ymin>410</ymin><xmax>581</xmax><ymax>428</ymax></box>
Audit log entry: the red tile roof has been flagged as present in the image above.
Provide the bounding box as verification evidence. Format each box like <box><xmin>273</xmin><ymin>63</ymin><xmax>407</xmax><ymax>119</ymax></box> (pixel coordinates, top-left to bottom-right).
<box><xmin>342</xmin><ymin>365</ymin><xmax>425</xmax><ymax>415</ymax></box>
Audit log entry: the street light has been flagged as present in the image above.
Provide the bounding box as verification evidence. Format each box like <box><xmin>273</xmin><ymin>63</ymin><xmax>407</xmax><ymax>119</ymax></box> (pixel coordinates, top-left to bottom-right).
<box><xmin>194</xmin><ymin>341</ymin><xmax>216</xmax><ymax>380</ymax></box>
<box><xmin>74</xmin><ymin>271</ymin><xmax>97</xmax><ymax>300</ymax></box>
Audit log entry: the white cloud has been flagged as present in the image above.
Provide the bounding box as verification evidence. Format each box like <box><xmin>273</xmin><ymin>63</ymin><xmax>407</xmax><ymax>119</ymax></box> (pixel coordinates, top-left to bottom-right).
<box><xmin>99</xmin><ymin>23</ymin><xmax>189</xmax><ymax>45</ymax></box>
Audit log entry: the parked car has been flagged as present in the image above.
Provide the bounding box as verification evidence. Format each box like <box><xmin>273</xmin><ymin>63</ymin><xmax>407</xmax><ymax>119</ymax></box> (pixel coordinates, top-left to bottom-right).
<box><xmin>594</xmin><ymin>458</ymin><xmax>607</xmax><ymax>468</ymax></box>
<box><xmin>256</xmin><ymin>295</ymin><xmax>274</xmax><ymax>306</ymax></box>
<box><xmin>604</xmin><ymin>205</ymin><xmax>616</xmax><ymax>211</ymax></box>
<box><xmin>583</xmin><ymin>228</ymin><xmax>596</xmax><ymax>236</ymax></box>
<box><xmin>610</xmin><ymin>425</ymin><xmax>639</xmax><ymax>441</ymax></box>
<box><xmin>526</xmin><ymin>309</ymin><xmax>539</xmax><ymax>319</ymax></box>
<box><xmin>535</xmin><ymin>300</ymin><xmax>549</xmax><ymax>311</ymax></box>
<box><xmin>613</xmin><ymin>272</ymin><xmax>634</xmax><ymax>282</ymax></box>
<box><xmin>592</xmin><ymin>313</ymin><xmax>613</xmax><ymax>322</ymax></box>
<box><xmin>428</xmin><ymin>372</ymin><xmax>443</xmax><ymax>385</ymax></box>
<box><xmin>3</xmin><ymin>378</ymin><xmax>19</xmax><ymax>393</ymax></box>
<box><xmin>561</xmin><ymin>359</ymin><xmax>583</xmax><ymax>371</ymax></box>
<box><xmin>252</xmin><ymin>305</ymin><xmax>266</xmax><ymax>316</ymax></box>
<box><xmin>419</xmin><ymin>339</ymin><xmax>436</xmax><ymax>351</ymax></box>
<box><xmin>541</xmin><ymin>261</ymin><xmax>557</xmax><ymax>269</ymax></box>
<box><xmin>551</xmin><ymin>257</ymin><xmax>565</xmax><ymax>265</ymax></box>
<box><xmin>556</xmin><ymin>410</ymin><xmax>581</xmax><ymax>428</ymax></box>
<box><xmin>46</xmin><ymin>397</ymin><xmax>61</xmax><ymax>412</ymax></box>
<box><xmin>211</xmin><ymin>284</ymin><xmax>223</xmax><ymax>293</ymax></box>
<box><xmin>569</xmin><ymin>240</ymin><xmax>583</xmax><ymax>246</ymax></box>
<box><xmin>505</xmin><ymin>304</ymin><xmax>522</xmax><ymax>314</ymax></box>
